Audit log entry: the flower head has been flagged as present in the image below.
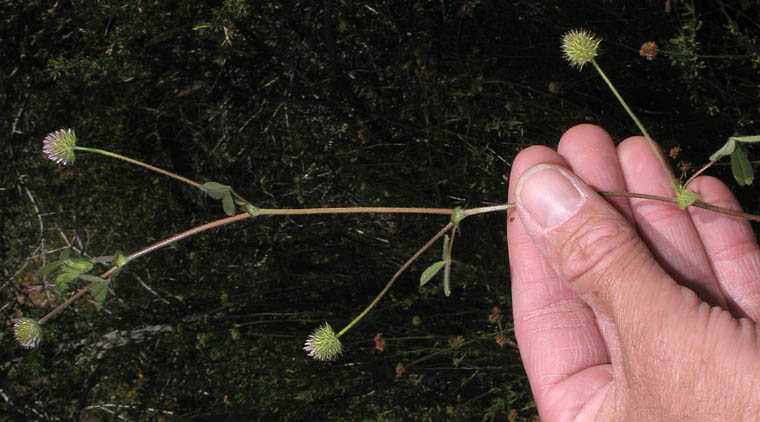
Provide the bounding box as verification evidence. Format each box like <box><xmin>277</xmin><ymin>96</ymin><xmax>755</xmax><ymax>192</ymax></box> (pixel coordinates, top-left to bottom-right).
<box><xmin>639</xmin><ymin>41</ymin><xmax>658</xmax><ymax>61</ymax></box>
<box><xmin>304</xmin><ymin>322</ymin><xmax>342</xmax><ymax>361</ymax></box>
<box><xmin>488</xmin><ymin>306</ymin><xmax>502</xmax><ymax>324</ymax></box>
<box><xmin>42</xmin><ymin>128</ymin><xmax>77</xmax><ymax>165</ymax></box>
<box><xmin>561</xmin><ymin>29</ymin><xmax>601</xmax><ymax>70</ymax></box>
<box><xmin>14</xmin><ymin>318</ymin><xmax>42</xmax><ymax>349</ymax></box>
<box><xmin>374</xmin><ymin>332</ymin><xmax>387</xmax><ymax>352</ymax></box>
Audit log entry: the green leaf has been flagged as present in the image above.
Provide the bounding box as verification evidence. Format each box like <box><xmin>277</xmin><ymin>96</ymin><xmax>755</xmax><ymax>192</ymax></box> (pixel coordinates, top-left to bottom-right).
<box><xmin>443</xmin><ymin>260</ymin><xmax>452</xmax><ymax>297</ymax></box>
<box><xmin>708</xmin><ymin>138</ymin><xmax>736</xmax><ymax>162</ymax></box>
<box><xmin>37</xmin><ymin>259</ymin><xmax>66</xmax><ymax>277</ymax></box>
<box><xmin>55</xmin><ymin>271</ymin><xmax>80</xmax><ymax>285</ymax></box>
<box><xmin>90</xmin><ymin>281</ymin><xmax>110</xmax><ymax>310</ymax></box>
<box><xmin>420</xmin><ymin>261</ymin><xmax>446</xmax><ymax>287</ymax></box>
<box><xmin>79</xmin><ymin>274</ymin><xmax>107</xmax><ymax>283</ymax></box>
<box><xmin>731</xmin><ymin>144</ymin><xmax>754</xmax><ymax>186</ymax></box>
<box><xmin>731</xmin><ymin>135</ymin><xmax>760</xmax><ymax>144</ymax></box>
<box><xmin>55</xmin><ymin>269</ymin><xmax>81</xmax><ymax>292</ymax></box>
<box><xmin>63</xmin><ymin>258</ymin><xmax>94</xmax><ymax>273</ymax></box>
<box><xmin>441</xmin><ymin>234</ymin><xmax>452</xmax><ymax>296</ymax></box>
<box><xmin>202</xmin><ymin>181</ymin><xmax>231</xmax><ymax>200</ymax></box>
<box><xmin>222</xmin><ymin>191</ymin><xmax>236</xmax><ymax>216</ymax></box>
<box><xmin>55</xmin><ymin>281</ymin><xmax>69</xmax><ymax>293</ymax></box>
<box><xmin>676</xmin><ymin>185</ymin><xmax>702</xmax><ymax>210</ymax></box>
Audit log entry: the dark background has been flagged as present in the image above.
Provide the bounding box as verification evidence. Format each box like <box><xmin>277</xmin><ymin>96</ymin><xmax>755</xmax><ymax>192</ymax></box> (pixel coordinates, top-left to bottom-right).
<box><xmin>2</xmin><ymin>0</ymin><xmax>759</xmax><ymax>420</ymax></box>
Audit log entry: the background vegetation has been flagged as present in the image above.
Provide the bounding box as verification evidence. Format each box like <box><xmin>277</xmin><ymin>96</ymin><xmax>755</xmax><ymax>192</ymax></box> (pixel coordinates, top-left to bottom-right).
<box><xmin>2</xmin><ymin>0</ymin><xmax>759</xmax><ymax>420</ymax></box>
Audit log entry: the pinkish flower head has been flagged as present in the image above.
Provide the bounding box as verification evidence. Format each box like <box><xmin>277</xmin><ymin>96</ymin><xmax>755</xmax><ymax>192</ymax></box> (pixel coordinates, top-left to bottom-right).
<box><xmin>42</xmin><ymin>129</ymin><xmax>77</xmax><ymax>165</ymax></box>
<box><xmin>639</xmin><ymin>41</ymin><xmax>658</xmax><ymax>61</ymax></box>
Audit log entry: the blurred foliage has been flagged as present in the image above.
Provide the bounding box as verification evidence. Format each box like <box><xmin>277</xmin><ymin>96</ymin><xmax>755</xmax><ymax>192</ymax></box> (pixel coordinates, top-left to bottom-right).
<box><xmin>2</xmin><ymin>0</ymin><xmax>760</xmax><ymax>420</ymax></box>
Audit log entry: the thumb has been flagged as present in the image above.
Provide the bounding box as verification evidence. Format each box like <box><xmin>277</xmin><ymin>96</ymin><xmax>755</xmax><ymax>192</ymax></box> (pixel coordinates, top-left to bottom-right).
<box><xmin>514</xmin><ymin>163</ymin><xmax>682</xmax><ymax>320</ymax></box>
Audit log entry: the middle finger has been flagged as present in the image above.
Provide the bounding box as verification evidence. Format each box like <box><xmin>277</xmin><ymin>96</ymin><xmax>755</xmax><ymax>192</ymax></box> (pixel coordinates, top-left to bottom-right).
<box><xmin>617</xmin><ymin>137</ymin><xmax>726</xmax><ymax>307</ymax></box>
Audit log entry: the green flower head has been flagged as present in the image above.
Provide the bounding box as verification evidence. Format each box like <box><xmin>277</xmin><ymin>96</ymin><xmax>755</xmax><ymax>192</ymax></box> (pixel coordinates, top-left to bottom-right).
<box><xmin>304</xmin><ymin>322</ymin><xmax>342</xmax><ymax>361</ymax></box>
<box><xmin>561</xmin><ymin>29</ymin><xmax>601</xmax><ymax>70</ymax></box>
<box><xmin>14</xmin><ymin>318</ymin><xmax>42</xmax><ymax>349</ymax></box>
<box><xmin>42</xmin><ymin>128</ymin><xmax>77</xmax><ymax>165</ymax></box>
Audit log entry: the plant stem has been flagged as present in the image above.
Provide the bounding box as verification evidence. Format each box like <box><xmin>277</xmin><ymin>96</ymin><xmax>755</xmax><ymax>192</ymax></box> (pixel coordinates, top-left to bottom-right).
<box><xmin>256</xmin><ymin>207</ymin><xmax>453</xmax><ymax>216</ymax></box>
<box><xmin>590</xmin><ymin>59</ymin><xmax>681</xmax><ymax>192</ymax></box>
<box><xmin>336</xmin><ymin>222</ymin><xmax>454</xmax><ymax>338</ymax></box>
<box><xmin>683</xmin><ymin>160</ymin><xmax>715</xmax><ymax>188</ymax></box>
<box><xmin>463</xmin><ymin>204</ymin><xmax>513</xmax><ymax>216</ymax></box>
<box><xmin>38</xmin><ymin>213</ymin><xmax>251</xmax><ymax>324</ymax></box>
<box><xmin>600</xmin><ymin>191</ymin><xmax>760</xmax><ymax>221</ymax></box>
<box><xmin>38</xmin><ymin>191</ymin><xmax>759</xmax><ymax>326</ymax></box>
<box><xmin>74</xmin><ymin>146</ymin><xmax>203</xmax><ymax>190</ymax></box>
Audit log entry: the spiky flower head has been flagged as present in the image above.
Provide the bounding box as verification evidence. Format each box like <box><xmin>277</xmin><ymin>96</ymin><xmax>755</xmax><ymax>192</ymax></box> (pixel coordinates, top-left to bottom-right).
<box><xmin>14</xmin><ymin>318</ymin><xmax>42</xmax><ymax>349</ymax></box>
<box><xmin>42</xmin><ymin>128</ymin><xmax>77</xmax><ymax>165</ymax></box>
<box><xmin>304</xmin><ymin>322</ymin><xmax>342</xmax><ymax>361</ymax></box>
<box><xmin>561</xmin><ymin>29</ymin><xmax>601</xmax><ymax>70</ymax></box>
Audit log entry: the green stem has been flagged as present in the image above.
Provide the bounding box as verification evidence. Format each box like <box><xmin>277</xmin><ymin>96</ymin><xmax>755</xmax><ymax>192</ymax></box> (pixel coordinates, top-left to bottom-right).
<box><xmin>74</xmin><ymin>146</ymin><xmax>203</xmax><ymax>189</ymax></box>
<box><xmin>590</xmin><ymin>59</ymin><xmax>681</xmax><ymax>192</ymax></box>
<box><xmin>336</xmin><ymin>222</ymin><xmax>454</xmax><ymax>338</ymax></box>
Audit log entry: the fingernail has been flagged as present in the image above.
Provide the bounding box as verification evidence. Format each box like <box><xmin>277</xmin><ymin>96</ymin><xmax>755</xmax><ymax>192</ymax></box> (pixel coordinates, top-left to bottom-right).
<box><xmin>517</xmin><ymin>165</ymin><xmax>584</xmax><ymax>229</ymax></box>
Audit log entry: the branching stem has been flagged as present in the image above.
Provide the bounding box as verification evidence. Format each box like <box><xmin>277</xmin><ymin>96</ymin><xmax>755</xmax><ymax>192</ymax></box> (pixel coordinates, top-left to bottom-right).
<box><xmin>336</xmin><ymin>223</ymin><xmax>453</xmax><ymax>338</ymax></box>
<box><xmin>37</xmin><ymin>189</ymin><xmax>759</xmax><ymax>328</ymax></box>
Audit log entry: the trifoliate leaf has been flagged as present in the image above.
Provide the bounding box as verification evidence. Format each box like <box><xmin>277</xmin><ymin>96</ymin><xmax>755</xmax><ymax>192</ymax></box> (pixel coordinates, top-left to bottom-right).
<box><xmin>709</xmin><ymin>138</ymin><xmax>736</xmax><ymax>162</ymax></box>
<box><xmin>79</xmin><ymin>274</ymin><xmax>107</xmax><ymax>283</ymax></box>
<box><xmin>222</xmin><ymin>191</ymin><xmax>235</xmax><ymax>216</ymax></box>
<box><xmin>420</xmin><ymin>261</ymin><xmax>447</xmax><ymax>287</ymax></box>
<box><xmin>39</xmin><ymin>251</ymin><xmax>74</xmax><ymax>276</ymax></box>
<box><xmin>202</xmin><ymin>181</ymin><xmax>231</xmax><ymax>200</ymax></box>
<box><xmin>55</xmin><ymin>271</ymin><xmax>80</xmax><ymax>286</ymax></box>
<box><xmin>55</xmin><ymin>279</ymin><xmax>70</xmax><ymax>293</ymax></box>
<box><xmin>90</xmin><ymin>280</ymin><xmax>110</xmax><ymax>310</ymax></box>
<box><xmin>37</xmin><ymin>259</ymin><xmax>66</xmax><ymax>277</ymax></box>
<box><xmin>63</xmin><ymin>258</ymin><xmax>95</xmax><ymax>272</ymax></box>
<box><xmin>731</xmin><ymin>143</ymin><xmax>754</xmax><ymax>186</ymax></box>
<box><xmin>709</xmin><ymin>135</ymin><xmax>760</xmax><ymax>163</ymax></box>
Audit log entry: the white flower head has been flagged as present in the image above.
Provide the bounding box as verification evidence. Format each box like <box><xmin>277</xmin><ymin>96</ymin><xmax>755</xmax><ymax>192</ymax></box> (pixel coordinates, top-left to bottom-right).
<box><xmin>14</xmin><ymin>318</ymin><xmax>42</xmax><ymax>349</ymax></box>
<box><xmin>42</xmin><ymin>128</ymin><xmax>77</xmax><ymax>165</ymax></box>
<box><xmin>304</xmin><ymin>322</ymin><xmax>342</xmax><ymax>361</ymax></box>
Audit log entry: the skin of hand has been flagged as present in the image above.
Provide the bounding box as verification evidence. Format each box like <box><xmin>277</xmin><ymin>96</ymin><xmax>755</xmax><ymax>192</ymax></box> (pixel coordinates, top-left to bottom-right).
<box><xmin>506</xmin><ymin>124</ymin><xmax>760</xmax><ymax>421</ymax></box>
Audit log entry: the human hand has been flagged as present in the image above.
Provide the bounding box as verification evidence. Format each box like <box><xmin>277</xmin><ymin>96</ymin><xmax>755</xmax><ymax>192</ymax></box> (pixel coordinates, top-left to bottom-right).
<box><xmin>506</xmin><ymin>124</ymin><xmax>760</xmax><ymax>421</ymax></box>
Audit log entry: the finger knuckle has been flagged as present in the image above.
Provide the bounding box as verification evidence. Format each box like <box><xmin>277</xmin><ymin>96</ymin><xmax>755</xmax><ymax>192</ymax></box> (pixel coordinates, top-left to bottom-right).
<box><xmin>557</xmin><ymin>214</ymin><xmax>641</xmax><ymax>296</ymax></box>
